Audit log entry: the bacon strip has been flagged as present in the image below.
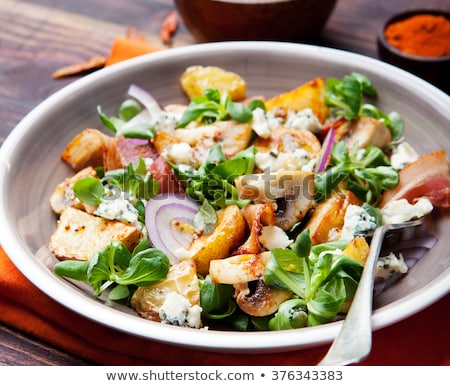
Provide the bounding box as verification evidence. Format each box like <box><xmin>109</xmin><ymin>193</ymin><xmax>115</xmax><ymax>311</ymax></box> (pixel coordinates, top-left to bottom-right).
<box><xmin>103</xmin><ymin>137</ymin><xmax>159</xmax><ymax>171</ymax></box>
<box><xmin>379</xmin><ymin>149</ymin><xmax>450</xmax><ymax>208</ymax></box>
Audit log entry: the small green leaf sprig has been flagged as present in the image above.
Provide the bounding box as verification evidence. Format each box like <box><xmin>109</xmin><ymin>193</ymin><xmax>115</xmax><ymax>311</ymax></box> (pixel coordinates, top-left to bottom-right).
<box><xmin>314</xmin><ymin>141</ymin><xmax>399</xmax><ymax>205</ymax></box>
<box><xmin>264</xmin><ymin>229</ymin><xmax>363</xmax><ymax>330</ymax></box>
<box><xmin>54</xmin><ymin>239</ymin><xmax>170</xmax><ymax>300</ymax></box>
<box><xmin>325</xmin><ymin>72</ymin><xmax>404</xmax><ymax>141</ymax></box>
<box><xmin>178</xmin><ymin>88</ymin><xmax>265</xmax><ymax>128</ymax></box>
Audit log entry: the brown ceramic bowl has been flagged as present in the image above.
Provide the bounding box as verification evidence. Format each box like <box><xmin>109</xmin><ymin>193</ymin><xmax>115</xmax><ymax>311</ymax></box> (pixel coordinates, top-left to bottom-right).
<box><xmin>174</xmin><ymin>0</ymin><xmax>337</xmax><ymax>42</ymax></box>
<box><xmin>377</xmin><ymin>9</ymin><xmax>450</xmax><ymax>93</ymax></box>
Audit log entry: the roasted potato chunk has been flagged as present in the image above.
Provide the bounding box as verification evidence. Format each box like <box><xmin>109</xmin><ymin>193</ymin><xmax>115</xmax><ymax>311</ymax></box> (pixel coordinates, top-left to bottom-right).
<box><xmin>49</xmin><ymin>207</ymin><xmax>140</xmax><ymax>261</ymax></box>
<box><xmin>342</xmin><ymin>236</ymin><xmax>370</xmax><ymax>265</ymax></box>
<box><xmin>61</xmin><ymin>128</ymin><xmax>107</xmax><ymax>171</ymax></box>
<box><xmin>188</xmin><ymin>205</ymin><xmax>247</xmax><ymax>275</ymax></box>
<box><xmin>265</xmin><ymin>77</ymin><xmax>329</xmax><ymax>123</ymax></box>
<box><xmin>305</xmin><ymin>190</ymin><xmax>361</xmax><ymax>245</ymax></box>
<box><xmin>131</xmin><ymin>260</ymin><xmax>200</xmax><ymax>322</ymax></box>
<box><xmin>180</xmin><ymin>65</ymin><xmax>246</xmax><ymax>101</ymax></box>
<box><xmin>50</xmin><ymin>166</ymin><xmax>97</xmax><ymax>215</ymax></box>
<box><xmin>342</xmin><ymin>117</ymin><xmax>392</xmax><ymax>149</ymax></box>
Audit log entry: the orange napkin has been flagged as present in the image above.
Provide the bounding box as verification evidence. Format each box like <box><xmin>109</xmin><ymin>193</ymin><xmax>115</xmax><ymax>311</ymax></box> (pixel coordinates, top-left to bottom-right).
<box><xmin>104</xmin><ymin>36</ymin><xmax>163</xmax><ymax>67</ymax></box>
<box><xmin>0</xmin><ymin>247</ymin><xmax>449</xmax><ymax>365</ymax></box>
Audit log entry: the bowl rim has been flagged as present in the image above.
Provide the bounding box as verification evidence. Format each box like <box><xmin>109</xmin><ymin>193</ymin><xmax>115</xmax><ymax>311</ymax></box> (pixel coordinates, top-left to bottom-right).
<box><xmin>1</xmin><ymin>41</ymin><xmax>449</xmax><ymax>353</ymax></box>
<box><xmin>378</xmin><ymin>9</ymin><xmax>450</xmax><ymax>62</ymax></box>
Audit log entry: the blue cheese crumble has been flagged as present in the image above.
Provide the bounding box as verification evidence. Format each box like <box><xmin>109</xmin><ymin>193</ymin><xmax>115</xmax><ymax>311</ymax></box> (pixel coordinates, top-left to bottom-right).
<box><xmin>259</xmin><ymin>225</ymin><xmax>292</xmax><ymax>250</ymax></box>
<box><xmin>251</xmin><ymin>107</ymin><xmax>282</xmax><ymax>138</ymax></box>
<box><xmin>159</xmin><ymin>291</ymin><xmax>202</xmax><ymax>328</ymax></box>
<box><xmin>94</xmin><ymin>192</ymin><xmax>139</xmax><ymax>227</ymax></box>
<box><xmin>285</xmin><ymin>108</ymin><xmax>322</xmax><ymax>133</ymax></box>
<box><xmin>375</xmin><ymin>252</ymin><xmax>408</xmax><ymax>282</ymax></box>
<box><xmin>390</xmin><ymin>142</ymin><xmax>419</xmax><ymax>170</ymax></box>
<box><xmin>381</xmin><ymin>198</ymin><xmax>433</xmax><ymax>224</ymax></box>
<box><xmin>162</xmin><ymin>142</ymin><xmax>194</xmax><ymax>165</ymax></box>
<box><xmin>340</xmin><ymin>204</ymin><xmax>377</xmax><ymax>240</ymax></box>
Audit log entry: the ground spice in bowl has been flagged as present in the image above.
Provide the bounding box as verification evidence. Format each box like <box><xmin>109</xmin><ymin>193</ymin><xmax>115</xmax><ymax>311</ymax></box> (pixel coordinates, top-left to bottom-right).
<box><xmin>377</xmin><ymin>10</ymin><xmax>450</xmax><ymax>93</ymax></box>
<box><xmin>384</xmin><ymin>13</ymin><xmax>450</xmax><ymax>57</ymax></box>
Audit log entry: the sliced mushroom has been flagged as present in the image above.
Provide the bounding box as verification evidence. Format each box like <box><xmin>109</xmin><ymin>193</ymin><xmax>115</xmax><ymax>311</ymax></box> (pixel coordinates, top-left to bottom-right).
<box><xmin>235</xmin><ymin>170</ymin><xmax>315</xmax><ymax>230</ymax></box>
<box><xmin>234</xmin><ymin>280</ymin><xmax>292</xmax><ymax>317</ymax></box>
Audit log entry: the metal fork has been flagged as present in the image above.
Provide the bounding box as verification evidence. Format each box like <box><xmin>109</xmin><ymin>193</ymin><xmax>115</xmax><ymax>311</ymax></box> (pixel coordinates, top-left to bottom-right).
<box><xmin>317</xmin><ymin>218</ymin><xmax>425</xmax><ymax>366</ymax></box>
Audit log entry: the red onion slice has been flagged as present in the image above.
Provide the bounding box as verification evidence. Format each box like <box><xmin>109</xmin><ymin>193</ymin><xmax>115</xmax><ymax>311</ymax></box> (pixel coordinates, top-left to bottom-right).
<box><xmin>315</xmin><ymin>127</ymin><xmax>335</xmax><ymax>173</ymax></box>
<box><xmin>128</xmin><ymin>84</ymin><xmax>162</xmax><ymax>123</ymax></box>
<box><xmin>145</xmin><ymin>194</ymin><xmax>199</xmax><ymax>264</ymax></box>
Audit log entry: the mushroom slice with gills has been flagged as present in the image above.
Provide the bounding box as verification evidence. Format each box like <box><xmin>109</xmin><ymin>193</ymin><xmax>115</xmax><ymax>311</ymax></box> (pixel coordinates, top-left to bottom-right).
<box><xmin>235</xmin><ymin>170</ymin><xmax>315</xmax><ymax>231</ymax></box>
<box><xmin>234</xmin><ymin>280</ymin><xmax>292</xmax><ymax>317</ymax></box>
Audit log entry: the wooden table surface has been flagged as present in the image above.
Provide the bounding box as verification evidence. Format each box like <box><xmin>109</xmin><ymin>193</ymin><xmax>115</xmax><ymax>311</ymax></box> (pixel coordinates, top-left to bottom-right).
<box><xmin>0</xmin><ymin>0</ymin><xmax>449</xmax><ymax>366</ymax></box>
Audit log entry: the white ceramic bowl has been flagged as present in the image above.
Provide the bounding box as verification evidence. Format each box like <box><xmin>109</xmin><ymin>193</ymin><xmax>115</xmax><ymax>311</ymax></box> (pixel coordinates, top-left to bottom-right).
<box><xmin>1</xmin><ymin>42</ymin><xmax>449</xmax><ymax>353</ymax></box>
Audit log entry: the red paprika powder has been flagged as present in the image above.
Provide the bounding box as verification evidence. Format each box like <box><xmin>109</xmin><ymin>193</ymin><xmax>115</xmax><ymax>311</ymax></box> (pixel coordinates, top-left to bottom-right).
<box><xmin>384</xmin><ymin>14</ymin><xmax>450</xmax><ymax>57</ymax></box>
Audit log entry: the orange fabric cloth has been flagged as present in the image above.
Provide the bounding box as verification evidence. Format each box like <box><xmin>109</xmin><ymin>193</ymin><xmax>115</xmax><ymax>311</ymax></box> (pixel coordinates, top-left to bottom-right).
<box><xmin>0</xmin><ymin>247</ymin><xmax>449</xmax><ymax>366</ymax></box>
<box><xmin>104</xmin><ymin>36</ymin><xmax>163</xmax><ymax>67</ymax></box>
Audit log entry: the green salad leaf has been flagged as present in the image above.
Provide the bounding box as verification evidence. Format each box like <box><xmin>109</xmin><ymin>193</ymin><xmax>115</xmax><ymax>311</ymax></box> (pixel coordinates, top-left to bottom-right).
<box><xmin>54</xmin><ymin>240</ymin><xmax>170</xmax><ymax>300</ymax></box>
<box><xmin>178</xmin><ymin>88</ymin><xmax>264</xmax><ymax>128</ymax></box>
<box><xmin>170</xmin><ymin>144</ymin><xmax>255</xmax><ymax>209</ymax></box>
<box><xmin>325</xmin><ymin>72</ymin><xmax>404</xmax><ymax>141</ymax></box>
<box><xmin>264</xmin><ymin>229</ymin><xmax>363</xmax><ymax>329</ymax></box>
<box><xmin>314</xmin><ymin>141</ymin><xmax>399</xmax><ymax>205</ymax></box>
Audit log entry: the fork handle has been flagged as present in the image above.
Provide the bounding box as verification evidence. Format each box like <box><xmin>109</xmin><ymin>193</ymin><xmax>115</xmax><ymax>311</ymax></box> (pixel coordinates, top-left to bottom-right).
<box><xmin>317</xmin><ymin>225</ymin><xmax>389</xmax><ymax>366</ymax></box>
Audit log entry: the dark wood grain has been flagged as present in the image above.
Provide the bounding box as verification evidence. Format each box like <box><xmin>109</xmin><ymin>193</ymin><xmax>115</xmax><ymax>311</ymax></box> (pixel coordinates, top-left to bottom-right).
<box><xmin>0</xmin><ymin>0</ymin><xmax>448</xmax><ymax>366</ymax></box>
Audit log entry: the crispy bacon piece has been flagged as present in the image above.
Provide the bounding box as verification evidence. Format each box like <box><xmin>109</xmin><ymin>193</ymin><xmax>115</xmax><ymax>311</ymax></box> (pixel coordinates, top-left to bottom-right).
<box><xmin>379</xmin><ymin>149</ymin><xmax>450</xmax><ymax>208</ymax></box>
<box><xmin>149</xmin><ymin>156</ymin><xmax>184</xmax><ymax>194</ymax></box>
<box><xmin>103</xmin><ymin>137</ymin><xmax>159</xmax><ymax>171</ymax></box>
<box><xmin>235</xmin><ymin>204</ymin><xmax>275</xmax><ymax>255</ymax></box>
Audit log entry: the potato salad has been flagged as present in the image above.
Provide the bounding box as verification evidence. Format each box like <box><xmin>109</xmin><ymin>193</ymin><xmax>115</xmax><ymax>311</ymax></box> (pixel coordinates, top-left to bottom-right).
<box><xmin>50</xmin><ymin>65</ymin><xmax>449</xmax><ymax>331</ymax></box>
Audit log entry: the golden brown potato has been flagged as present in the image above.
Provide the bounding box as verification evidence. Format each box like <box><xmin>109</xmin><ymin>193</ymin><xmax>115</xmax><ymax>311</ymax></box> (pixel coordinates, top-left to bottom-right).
<box><xmin>265</xmin><ymin>77</ymin><xmax>329</xmax><ymax>123</ymax></box>
<box><xmin>180</xmin><ymin>65</ymin><xmax>247</xmax><ymax>101</ymax></box>
<box><xmin>188</xmin><ymin>204</ymin><xmax>247</xmax><ymax>275</ymax></box>
<box><xmin>342</xmin><ymin>236</ymin><xmax>370</xmax><ymax>265</ymax></box>
<box><xmin>49</xmin><ymin>207</ymin><xmax>140</xmax><ymax>261</ymax></box>
<box><xmin>131</xmin><ymin>260</ymin><xmax>200</xmax><ymax>322</ymax></box>
<box><xmin>305</xmin><ymin>190</ymin><xmax>361</xmax><ymax>245</ymax></box>
<box><xmin>61</xmin><ymin>128</ymin><xmax>107</xmax><ymax>171</ymax></box>
<box><xmin>50</xmin><ymin>166</ymin><xmax>98</xmax><ymax>215</ymax></box>
<box><xmin>153</xmin><ymin>130</ymin><xmax>180</xmax><ymax>155</ymax></box>
<box><xmin>342</xmin><ymin>117</ymin><xmax>392</xmax><ymax>149</ymax></box>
